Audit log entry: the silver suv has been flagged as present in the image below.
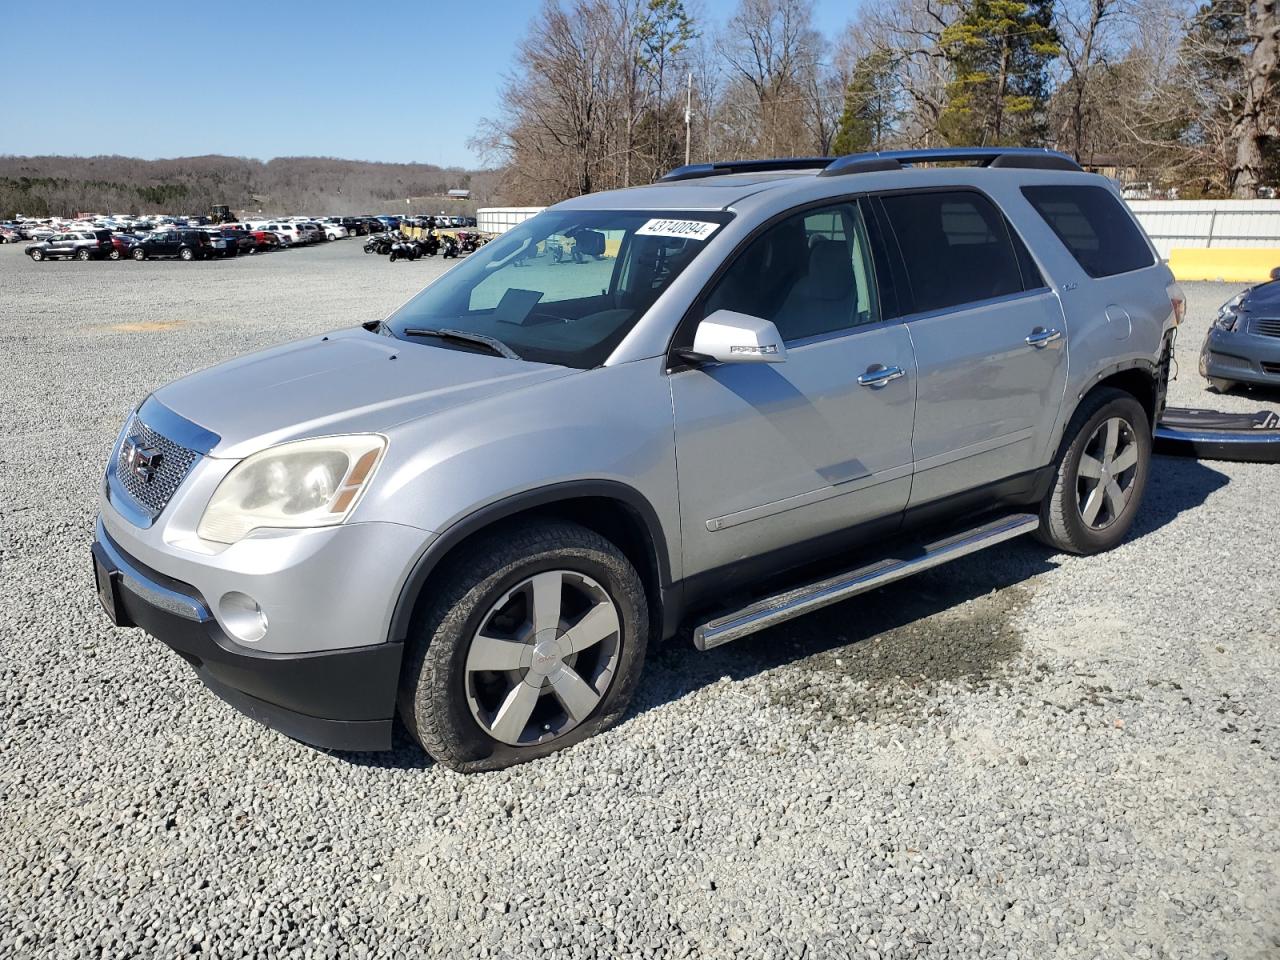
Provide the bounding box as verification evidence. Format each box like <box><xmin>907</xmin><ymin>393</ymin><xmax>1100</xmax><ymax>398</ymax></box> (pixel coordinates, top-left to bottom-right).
<box><xmin>92</xmin><ymin>148</ymin><xmax>1183</xmax><ymax>771</ymax></box>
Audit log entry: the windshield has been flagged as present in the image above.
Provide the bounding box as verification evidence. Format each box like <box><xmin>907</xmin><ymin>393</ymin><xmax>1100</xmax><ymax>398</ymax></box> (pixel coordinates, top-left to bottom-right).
<box><xmin>385</xmin><ymin>209</ymin><xmax>731</xmax><ymax>368</ymax></box>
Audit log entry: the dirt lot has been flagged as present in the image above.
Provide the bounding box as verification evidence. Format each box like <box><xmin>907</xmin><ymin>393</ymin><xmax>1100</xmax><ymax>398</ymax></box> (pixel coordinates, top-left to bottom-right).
<box><xmin>1</xmin><ymin>239</ymin><xmax>1277</xmax><ymax>959</ymax></box>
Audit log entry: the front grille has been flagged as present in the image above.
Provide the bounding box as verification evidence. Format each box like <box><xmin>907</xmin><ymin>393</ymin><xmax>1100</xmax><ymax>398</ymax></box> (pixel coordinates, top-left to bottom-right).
<box><xmin>113</xmin><ymin>414</ymin><xmax>200</xmax><ymax>519</ymax></box>
<box><xmin>1251</xmin><ymin>317</ymin><xmax>1280</xmax><ymax>338</ymax></box>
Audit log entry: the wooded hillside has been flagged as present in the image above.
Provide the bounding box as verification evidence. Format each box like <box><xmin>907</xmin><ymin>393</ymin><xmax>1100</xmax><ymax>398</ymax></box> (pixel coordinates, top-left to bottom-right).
<box><xmin>0</xmin><ymin>155</ymin><xmax>499</xmax><ymax>218</ymax></box>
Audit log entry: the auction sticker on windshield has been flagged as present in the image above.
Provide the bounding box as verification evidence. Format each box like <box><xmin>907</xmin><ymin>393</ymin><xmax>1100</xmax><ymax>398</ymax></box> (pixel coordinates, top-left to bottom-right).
<box><xmin>635</xmin><ymin>219</ymin><xmax>721</xmax><ymax>241</ymax></box>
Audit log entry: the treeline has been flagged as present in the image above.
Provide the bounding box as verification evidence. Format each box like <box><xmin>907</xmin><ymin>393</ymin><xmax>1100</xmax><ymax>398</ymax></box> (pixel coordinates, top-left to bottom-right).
<box><xmin>474</xmin><ymin>0</ymin><xmax>1280</xmax><ymax>203</ymax></box>
<box><xmin>0</xmin><ymin>155</ymin><xmax>499</xmax><ymax>218</ymax></box>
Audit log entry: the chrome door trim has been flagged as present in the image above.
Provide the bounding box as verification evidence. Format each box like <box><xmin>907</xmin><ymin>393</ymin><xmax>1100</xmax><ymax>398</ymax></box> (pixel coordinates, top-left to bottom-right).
<box><xmin>910</xmin><ymin>427</ymin><xmax>1036</xmax><ymax>474</ymax></box>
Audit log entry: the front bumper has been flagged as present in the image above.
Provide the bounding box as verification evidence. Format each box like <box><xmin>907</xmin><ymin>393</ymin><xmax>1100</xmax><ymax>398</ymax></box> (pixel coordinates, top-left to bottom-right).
<box><xmin>92</xmin><ymin>522</ymin><xmax>403</xmax><ymax>751</ymax></box>
<box><xmin>1200</xmin><ymin>327</ymin><xmax>1280</xmax><ymax>386</ymax></box>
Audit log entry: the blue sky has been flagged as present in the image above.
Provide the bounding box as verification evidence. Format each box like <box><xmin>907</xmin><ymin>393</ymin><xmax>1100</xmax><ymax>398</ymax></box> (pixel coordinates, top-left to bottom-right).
<box><xmin>1</xmin><ymin>0</ymin><xmax>862</xmax><ymax>169</ymax></box>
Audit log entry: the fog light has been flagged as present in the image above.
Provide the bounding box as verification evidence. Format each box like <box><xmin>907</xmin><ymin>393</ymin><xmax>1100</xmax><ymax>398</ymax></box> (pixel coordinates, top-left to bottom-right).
<box><xmin>220</xmin><ymin>592</ymin><xmax>267</xmax><ymax>643</ymax></box>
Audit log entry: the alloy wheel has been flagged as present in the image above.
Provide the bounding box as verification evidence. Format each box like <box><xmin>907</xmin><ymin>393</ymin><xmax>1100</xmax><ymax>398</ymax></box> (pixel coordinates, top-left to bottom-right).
<box><xmin>464</xmin><ymin>570</ymin><xmax>621</xmax><ymax>746</ymax></box>
<box><xmin>1076</xmin><ymin>416</ymin><xmax>1140</xmax><ymax>530</ymax></box>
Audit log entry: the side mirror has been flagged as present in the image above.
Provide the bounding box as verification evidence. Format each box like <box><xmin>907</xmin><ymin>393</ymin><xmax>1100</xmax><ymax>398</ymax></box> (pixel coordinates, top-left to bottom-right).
<box><xmin>689</xmin><ymin>309</ymin><xmax>787</xmax><ymax>365</ymax></box>
<box><xmin>1271</xmin><ymin>266</ymin><xmax>1280</xmax><ymax>282</ymax></box>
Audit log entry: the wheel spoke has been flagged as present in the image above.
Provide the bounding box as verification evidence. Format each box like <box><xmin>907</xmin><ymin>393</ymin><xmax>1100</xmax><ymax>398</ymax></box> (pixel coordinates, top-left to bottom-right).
<box><xmin>1102</xmin><ymin>418</ymin><xmax>1121</xmax><ymax>462</ymax></box>
<box><xmin>1110</xmin><ymin>443</ymin><xmax>1138</xmax><ymax>474</ymax></box>
<box><xmin>489</xmin><ymin>681</ymin><xmax>541</xmax><ymax>743</ymax></box>
<box><xmin>468</xmin><ymin>633</ymin><xmax>527</xmax><ymax>672</ymax></box>
<box><xmin>530</xmin><ymin>572</ymin><xmax>563</xmax><ymax>635</ymax></box>
<box><xmin>550</xmin><ymin>666</ymin><xmax>601</xmax><ymax>722</ymax></box>
<box><xmin>560</xmin><ymin>602</ymin><xmax>620</xmax><ymax>655</ymax></box>
<box><xmin>1078</xmin><ymin>453</ymin><xmax>1104</xmax><ymax>479</ymax></box>
<box><xmin>1081</xmin><ymin>483</ymin><xmax>1106</xmax><ymax>525</ymax></box>
<box><xmin>1104</xmin><ymin>479</ymin><xmax>1128</xmax><ymax>520</ymax></box>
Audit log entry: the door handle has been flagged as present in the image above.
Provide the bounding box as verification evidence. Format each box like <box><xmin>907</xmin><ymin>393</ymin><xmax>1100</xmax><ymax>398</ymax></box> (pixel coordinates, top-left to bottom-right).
<box><xmin>1025</xmin><ymin>327</ymin><xmax>1062</xmax><ymax>347</ymax></box>
<box><xmin>858</xmin><ymin>364</ymin><xmax>905</xmax><ymax>387</ymax></box>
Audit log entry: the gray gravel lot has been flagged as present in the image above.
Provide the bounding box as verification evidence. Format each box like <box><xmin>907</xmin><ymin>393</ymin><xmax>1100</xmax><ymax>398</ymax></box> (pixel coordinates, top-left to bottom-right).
<box><xmin>1</xmin><ymin>240</ymin><xmax>1278</xmax><ymax>959</ymax></box>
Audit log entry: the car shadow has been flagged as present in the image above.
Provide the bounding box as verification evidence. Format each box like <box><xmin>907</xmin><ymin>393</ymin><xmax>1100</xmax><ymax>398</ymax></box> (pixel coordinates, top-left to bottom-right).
<box><xmin>629</xmin><ymin>454</ymin><xmax>1231</xmax><ymax>723</ymax></box>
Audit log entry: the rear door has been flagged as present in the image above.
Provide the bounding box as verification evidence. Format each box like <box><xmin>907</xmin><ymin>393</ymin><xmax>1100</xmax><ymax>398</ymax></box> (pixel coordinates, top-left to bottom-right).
<box><xmin>877</xmin><ymin>189</ymin><xmax>1068</xmax><ymax>506</ymax></box>
<box><xmin>670</xmin><ymin>198</ymin><xmax>916</xmax><ymax>581</ymax></box>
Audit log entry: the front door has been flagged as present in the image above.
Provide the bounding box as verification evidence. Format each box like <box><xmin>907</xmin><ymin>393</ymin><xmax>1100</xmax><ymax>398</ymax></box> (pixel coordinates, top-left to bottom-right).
<box><xmin>876</xmin><ymin>190</ymin><xmax>1069</xmax><ymax>506</ymax></box>
<box><xmin>670</xmin><ymin>200</ymin><xmax>916</xmax><ymax>582</ymax></box>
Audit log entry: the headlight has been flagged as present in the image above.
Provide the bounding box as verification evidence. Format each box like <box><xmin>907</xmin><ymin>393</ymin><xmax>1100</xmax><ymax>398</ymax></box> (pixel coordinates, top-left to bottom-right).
<box><xmin>1214</xmin><ymin>293</ymin><xmax>1246</xmax><ymax>331</ymax></box>
<box><xmin>197</xmin><ymin>435</ymin><xmax>386</xmax><ymax>544</ymax></box>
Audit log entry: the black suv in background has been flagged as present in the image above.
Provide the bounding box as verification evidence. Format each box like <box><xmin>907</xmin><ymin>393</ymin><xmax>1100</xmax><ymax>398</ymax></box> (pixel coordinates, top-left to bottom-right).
<box><xmin>131</xmin><ymin>230</ymin><xmax>215</xmax><ymax>261</ymax></box>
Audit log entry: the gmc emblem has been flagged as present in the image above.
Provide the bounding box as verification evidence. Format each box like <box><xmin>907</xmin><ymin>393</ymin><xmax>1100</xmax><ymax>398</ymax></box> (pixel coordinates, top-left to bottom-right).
<box><xmin>121</xmin><ymin>436</ymin><xmax>163</xmax><ymax>482</ymax></box>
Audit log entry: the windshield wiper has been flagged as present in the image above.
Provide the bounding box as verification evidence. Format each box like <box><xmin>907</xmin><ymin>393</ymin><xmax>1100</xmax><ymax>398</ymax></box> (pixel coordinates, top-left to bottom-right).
<box><xmin>401</xmin><ymin>327</ymin><xmax>522</xmax><ymax>360</ymax></box>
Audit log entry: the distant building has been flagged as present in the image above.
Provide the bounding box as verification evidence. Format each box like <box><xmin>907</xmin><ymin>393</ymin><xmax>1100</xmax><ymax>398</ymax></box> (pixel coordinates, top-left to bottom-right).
<box><xmin>447</xmin><ymin>189</ymin><xmax>471</xmax><ymax>200</ymax></box>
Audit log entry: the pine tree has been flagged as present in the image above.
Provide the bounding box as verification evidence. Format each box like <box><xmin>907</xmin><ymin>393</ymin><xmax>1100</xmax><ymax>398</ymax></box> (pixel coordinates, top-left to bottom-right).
<box><xmin>939</xmin><ymin>0</ymin><xmax>1060</xmax><ymax>146</ymax></box>
<box><xmin>831</xmin><ymin>50</ymin><xmax>898</xmax><ymax>155</ymax></box>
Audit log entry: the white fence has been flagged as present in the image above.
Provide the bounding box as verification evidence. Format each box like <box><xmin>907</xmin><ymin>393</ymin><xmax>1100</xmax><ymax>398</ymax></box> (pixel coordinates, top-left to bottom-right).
<box><xmin>479</xmin><ymin>200</ymin><xmax>1280</xmax><ymax>257</ymax></box>
<box><xmin>1128</xmin><ymin>200</ymin><xmax>1280</xmax><ymax>258</ymax></box>
<box><xmin>476</xmin><ymin>207</ymin><xmax>545</xmax><ymax>234</ymax></box>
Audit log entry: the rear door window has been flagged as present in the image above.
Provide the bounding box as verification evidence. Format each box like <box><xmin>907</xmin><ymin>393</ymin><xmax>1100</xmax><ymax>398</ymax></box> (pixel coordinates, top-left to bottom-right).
<box><xmin>1020</xmin><ymin>184</ymin><xmax>1154</xmax><ymax>278</ymax></box>
<box><xmin>880</xmin><ymin>191</ymin><xmax>1026</xmax><ymax>314</ymax></box>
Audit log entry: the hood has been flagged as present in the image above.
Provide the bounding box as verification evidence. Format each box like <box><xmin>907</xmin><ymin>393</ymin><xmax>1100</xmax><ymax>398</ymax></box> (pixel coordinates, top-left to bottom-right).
<box><xmin>152</xmin><ymin>327</ymin><xmax>574</xmax><ymax>458</ymax></box>
<box><xmin>1243</xmin><ymin>278</ymin><xmax>1280</xmax><ymax>313</ymax></box>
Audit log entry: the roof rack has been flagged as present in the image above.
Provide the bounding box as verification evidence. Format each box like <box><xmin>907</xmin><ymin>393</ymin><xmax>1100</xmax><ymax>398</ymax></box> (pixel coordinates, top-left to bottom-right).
<box><xmin>659</xmin><ymin>147</ymin><xmax>1081</xmax><ymax>183</ymax></box>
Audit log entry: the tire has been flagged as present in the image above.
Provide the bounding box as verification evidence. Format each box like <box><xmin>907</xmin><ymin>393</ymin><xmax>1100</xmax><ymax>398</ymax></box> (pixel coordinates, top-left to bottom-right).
<box><xmin>179</xmin><ymin>247</ymin><xmax>194</xmax><ymax>261</ymax></box>
<box><xmin>389</xmin><ymin>251</ymin><xmax>398</xmax><ymax>262</ymax></box>
<box><xmin>76</xmin><ymin>248</ymin><xmax>91</xmax><ymax>261</ymax></box>
<box><xmin>132</xmin><ymin>248</ymin><xmax>146</xmax><ymax>261</ymax></box>
<box><xmin>108</xmin><ymin>248</ymin><xmax>121</xmax><ymax>261</ymax></box>
<box><xmin>327</xmin><ymin>233</ymin><xmax>336</xmax><ymax>241</ymax></box>
<box><xmin>29</xmin><ymin>249</ymin><xmax>44</xmax><ymax>261</ymax></box>
<box><xmin>399</xmin><ymin>520</ymin><xmax>650</xmax><ymax>772</ymax></box>
<box><xmin>1208</xmin><ymin>377</ymin><xmax>1237</xmax><ymax>394</ymax></box>
<box><xmin>1037</xmin><ymin>387</ymin><xmax>1151</xmax><ymax>555</ymax></box>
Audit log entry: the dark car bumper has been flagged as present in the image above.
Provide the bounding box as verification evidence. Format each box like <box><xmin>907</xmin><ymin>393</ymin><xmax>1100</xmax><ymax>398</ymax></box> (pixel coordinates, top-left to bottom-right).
<box><xmin>91</xmin><ymin>525</ymin><xmax>402</xmax><ymax>752</ymax></box>
<box><xmin>1201</xmin><ymin>327</ymin><xmax>1280</xmax><ymax>386</ymax></box>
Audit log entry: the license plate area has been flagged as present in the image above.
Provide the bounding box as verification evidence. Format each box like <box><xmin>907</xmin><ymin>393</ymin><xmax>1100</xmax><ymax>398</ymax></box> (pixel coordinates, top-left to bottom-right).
<box><xmin>93</xmin><ymin>552</ymin><xmax>122</xmax><ymax>625</ymax></box>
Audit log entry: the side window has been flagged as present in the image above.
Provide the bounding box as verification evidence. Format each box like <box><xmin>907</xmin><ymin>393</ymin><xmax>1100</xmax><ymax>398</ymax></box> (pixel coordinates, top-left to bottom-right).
<box><xmin>699</xmin><ymin>202</ymin><xmax>880</xmax><ymax>344</ymax></box>
<box><xmin>1021</xmin><ymin>184</ymin><xmax>1154</xmax><ymax>278</ymax></box>
<box><xmin>880</xmin><ymin>191</ymin><xmax>1024</xmax><ymax>313</ymax></box>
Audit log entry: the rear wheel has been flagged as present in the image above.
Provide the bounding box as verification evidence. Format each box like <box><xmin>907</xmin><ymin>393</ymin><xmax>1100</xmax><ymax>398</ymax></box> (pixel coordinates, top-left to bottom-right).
<box><xmin>108</xmin><ymin>248</ymin><xmax>121</xmax><ymax>261</ymax></box>
<box><xmin>179</xmin><ymin>247</ymin><xmax>195</xmax><ymax>261</ymax></box>
<box><xmin>399</xmin><ymin>521</ymin><xmax>649</xmax><ymax>772</ymax></box>
<box><xmin>76</xmin><ymin>248</ymin><xmax>91</xmax><ymax>261</ymax></box>
<box><xmin>1037</xmin><ymin>387</ymin><xmax>1151</xmax><ymax>555</ymax></box>
<box><xmin>132</xmin><ymin>248</ymin><xmax>146</xmax><ymax>261</ymax></box>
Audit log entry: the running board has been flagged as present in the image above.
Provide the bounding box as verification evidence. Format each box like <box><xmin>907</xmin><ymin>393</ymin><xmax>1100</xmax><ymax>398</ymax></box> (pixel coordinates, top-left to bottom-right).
<box><xmin>693</xmin><ymin>512</ymin><xmax>1040</xmax><ymax>651</ymax></box>
<box><xmin>1154</xmin><ymin>406</ymin><xmax>1280</xmax><ymax>464</ymax></box>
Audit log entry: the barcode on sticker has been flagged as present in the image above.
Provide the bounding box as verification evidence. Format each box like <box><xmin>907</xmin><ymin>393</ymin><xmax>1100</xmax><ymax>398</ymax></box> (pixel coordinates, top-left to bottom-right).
<box><xmin>635</xmin><ymin>219</ymin><xmax>720</xmax><ymax>241</ymax></box>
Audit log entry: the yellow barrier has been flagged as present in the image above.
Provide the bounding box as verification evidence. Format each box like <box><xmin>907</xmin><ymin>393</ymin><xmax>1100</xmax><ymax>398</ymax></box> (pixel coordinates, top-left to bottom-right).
<box><xmin>1167</xmin><ymin>248</ymin><xmax>1280</xmax><ymax>283</ymax></box>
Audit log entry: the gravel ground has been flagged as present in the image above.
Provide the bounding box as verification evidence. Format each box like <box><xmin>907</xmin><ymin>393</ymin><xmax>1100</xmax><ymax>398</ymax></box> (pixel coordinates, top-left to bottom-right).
<box><xmin>1</xmin><ymin>241</ymin><xmax>1278</xmax><ymax>960</ymax></box>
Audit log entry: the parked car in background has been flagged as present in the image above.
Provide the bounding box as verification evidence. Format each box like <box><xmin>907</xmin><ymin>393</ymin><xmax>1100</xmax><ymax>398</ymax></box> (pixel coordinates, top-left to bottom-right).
<box><xmin>295</xmin><ymin>222</ymin><xmax>324</xmax><ymax>244</ymax></box>
<box><xmin>248</xmin><ymin>222</ymin><xmax>301</xmax><ymax>246</ymax></box>
<box><xmin>130</xmin><ymin>229</ymin><xmax>215</xmax><ymax>261</ymax></box>
<box><xmin>321</xmin><ymin>221</ymin><xmax>349</xmax><ymax>240</ymax></box>
<box><xmin>25</xmin><ymin>226</ymin><xmax>56</xmax><ymax>241</ymax></box>
<box><xmin>107</xmin><ymin>234</ymin><xmax>142</xmax><ymax>261</ymax></box>
<box><xmin>244</xmin><ymin>228</ymin><xmax>283</xmax><ymax>252</ymax></box>
<box><xmin>26</xmin><ymin>230</ymin><xmax>114</xmax><ymax>261</ymax></box>
<box><xmin>0</xmin><ymin>224</ymin><xmax>21</xmax><ymax>243</ymax></box>
<box><xmin>1200</xmin><ymin>268</ymin><xmax>1280</xmax><ymax>393</ymax></box>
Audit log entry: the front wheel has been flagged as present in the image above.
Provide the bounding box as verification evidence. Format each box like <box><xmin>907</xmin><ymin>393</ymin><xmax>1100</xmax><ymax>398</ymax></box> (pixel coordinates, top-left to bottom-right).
<box><xmin>1037</xmin><ymin>387</ymin><xmax>1151</xmax><ymax>555</ymax></box>
<box><xmin>399</xmin><ymin>521</ymin><xmax>649</xmax><ymax>772</ymax></box>
<box><xmin>29</xmin><ymin>249</ymin><xmax>44</xmax><ymax>261</ymax></box>
<box><xmin>108</xmin><ymin>248</ymin><xmax>122</xmax><ymax>261</ymax></box>
<box><xmin>179</xmin><ymin>247</ymin><xmax>194</xmax><ymax>261</ymax></box>
<box><xmin>132</xmin><ymin>248</ymin><xmax>146</xmax><ymax>261</ymax></box>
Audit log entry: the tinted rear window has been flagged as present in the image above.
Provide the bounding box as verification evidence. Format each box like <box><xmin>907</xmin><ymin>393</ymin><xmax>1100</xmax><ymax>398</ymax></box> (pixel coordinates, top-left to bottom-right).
<box><xmin>1021</xmin><ymin>185</ymin><xmax>1154</xmax><ymax>278</ymax></box>
<box><xmin>880</xmin><ymin>190</ymin><xmax>1026</xmax><ymax>313</ymax></box>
